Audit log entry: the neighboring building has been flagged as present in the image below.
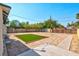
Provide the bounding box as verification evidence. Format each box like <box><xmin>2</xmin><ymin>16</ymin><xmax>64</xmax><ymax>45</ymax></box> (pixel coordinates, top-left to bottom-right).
<box><xmin>0</xmin><ymin>3</ymin><xmax>11</xmax><ymax>56</ymax></box>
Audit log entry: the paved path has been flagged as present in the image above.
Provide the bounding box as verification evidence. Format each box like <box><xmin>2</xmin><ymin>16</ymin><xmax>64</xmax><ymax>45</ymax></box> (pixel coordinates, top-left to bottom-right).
<box><xmin>58</xmin><ymin>35</ymin><xmax>72</xmax><ymax>50</ymax></box>
<box><xmin>18</xmin><ymin>44</ymin><xmax>79</xmax><ymax>56</ymax></box>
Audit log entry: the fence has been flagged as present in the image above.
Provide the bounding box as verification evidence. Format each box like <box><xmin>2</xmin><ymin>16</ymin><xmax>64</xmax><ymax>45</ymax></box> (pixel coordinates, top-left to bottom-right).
<box><xmin>7</xmin><ymin>28</ymin><xmax>47</xmax><ymax>33</ymax></box>
<box><xmin>7</xmin><ymin>28</ymin><xmax>77</xmax><ymax>34</ymax></box>
<box><xmin>52</xmin><ymin>28</ymin><xmax>77</xmax><ymax>34</ymax></box>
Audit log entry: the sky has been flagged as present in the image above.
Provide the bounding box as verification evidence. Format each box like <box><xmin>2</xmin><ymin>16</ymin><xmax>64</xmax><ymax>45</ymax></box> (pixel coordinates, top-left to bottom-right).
<box><xmin>5</xmin><ymin>3</ymin><xmax>79</xmax><ymax>27</ymax></box>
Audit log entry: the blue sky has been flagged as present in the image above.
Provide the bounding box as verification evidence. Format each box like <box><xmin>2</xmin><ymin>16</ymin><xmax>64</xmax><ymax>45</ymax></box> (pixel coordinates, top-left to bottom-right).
<box><xmin>5</xmin><ymin>3</ymin><xmax>79</xmax><ymax>26</ymax></box>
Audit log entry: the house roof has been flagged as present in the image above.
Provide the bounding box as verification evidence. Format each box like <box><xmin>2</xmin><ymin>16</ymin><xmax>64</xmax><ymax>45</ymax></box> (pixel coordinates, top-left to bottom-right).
<box><xmin>0</xmin><ymin>3</ymin><xmax>11</xmax><ymax>9</ymax></box>
<box><xmin>0</xmin><ymin>3</ymin><xmax>11</xmax><ymax>24</ymax></box>
<box><xmin>0</xmin><ymin>3</ymin><xmax>11</xmax><ymax>15</ymax></box>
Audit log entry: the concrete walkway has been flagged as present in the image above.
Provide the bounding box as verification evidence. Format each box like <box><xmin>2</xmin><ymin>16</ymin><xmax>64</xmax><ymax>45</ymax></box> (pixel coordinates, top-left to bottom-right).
<box><xmin>58</xmin><ymin>35</ymin><xmax>72</xmax><ymax>50</ymax></box>
<box><xmin>18</xmin><ymin>35</ymin><xmax>76</xmax><ymax>56</ymax></box>
<box><xmin>18</xmin><ymin>44</ymin><xmax>79</xmax><ymax>56</ymax></box>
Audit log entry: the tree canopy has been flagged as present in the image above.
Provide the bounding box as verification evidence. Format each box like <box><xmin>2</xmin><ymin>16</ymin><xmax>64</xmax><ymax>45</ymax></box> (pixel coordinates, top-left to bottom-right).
<box><xmin>9</xmin><ymin>20</ymin><xmax>20</xmax><ymax>28</ymax></box>
<box><xmin>8</xmin><ymin>17</ymin><xmax>64</xmax><ymax>29</ymax></box>
<box><xmin>76</xmin><ymin>13</ymin><xmax>79</xmax><ymax>19</ymax></box>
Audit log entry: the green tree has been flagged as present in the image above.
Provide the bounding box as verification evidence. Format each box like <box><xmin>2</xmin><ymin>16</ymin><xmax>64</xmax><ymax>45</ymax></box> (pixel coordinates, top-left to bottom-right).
<box><xmin>76</xmin><ymin>13</ymin><xmax>79</xmax><ymax>28</ymax></box>
<box><xmin>44</xmin><ymin>16</ymin><xmax>58</xmax><ymax>29</ymax></box>
<box><xmin>74</xmin><ymin>21</ymin><xmax>79</xmax><ymax>28</ymax></box>
<box><xmin>76</xmin><ymin>13</ymin><xmax>79</xmax><ymax>19</ymax></box>
<box><xmin>20</xmin><ymin>21</ymin><xmax>29</xmax><ymax>28</ymax></box>
<box><xmin>57</xmin><ymin>24</ymin><xmax>64</xmax><ymax>28</ymax></box>
<box><xmin>9</xmin><ymin>20</ymin><xmax>20</xmax><ymax>28</ymax></box>
<box><xmin>4</xmin><ymin>18</ymin><xmax>10</xmax><ymax>27</ymax></box>
<box><xmin>67</xmin><ymin>23</ymin><xmax>71</xmax><ymax>27</ymax></box>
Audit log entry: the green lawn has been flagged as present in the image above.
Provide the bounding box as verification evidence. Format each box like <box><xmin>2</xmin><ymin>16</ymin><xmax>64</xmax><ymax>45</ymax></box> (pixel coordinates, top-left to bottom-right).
<box><xmin>16</xmin><ymin>34</ymin><xmax>46</xmax><ymax>43</ymax></box>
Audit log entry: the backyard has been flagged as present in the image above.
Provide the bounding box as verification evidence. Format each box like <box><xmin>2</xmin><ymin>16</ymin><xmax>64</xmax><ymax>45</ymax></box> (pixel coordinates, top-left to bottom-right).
<box><xmin>2</xmin><ymin>3</ymin><xmax>79</xmax><ymax>56</ymax></box>
<box><xmin>7</xmin><ymin>32</ymin><xmax>76</xmax><ymax>56</ymax></box>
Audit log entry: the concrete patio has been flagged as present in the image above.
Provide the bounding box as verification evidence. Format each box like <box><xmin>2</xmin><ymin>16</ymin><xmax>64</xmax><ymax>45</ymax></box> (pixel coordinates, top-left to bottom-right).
<box><xmin>18</xmin><ymin>44</ymin><xmax>79</xmax><ymax>56</ymax></box>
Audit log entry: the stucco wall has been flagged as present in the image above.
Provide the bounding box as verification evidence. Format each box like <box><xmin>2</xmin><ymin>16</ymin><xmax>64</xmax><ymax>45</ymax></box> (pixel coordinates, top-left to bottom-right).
<box><xmin>3</xmin><ymin>25</ymin><xmax>7</xmax><ymax>35</ymax></box>
<box><xmin>0</xmin><ymin>7</ymin><xmax>3</xmax><ymax>56</ymax></box>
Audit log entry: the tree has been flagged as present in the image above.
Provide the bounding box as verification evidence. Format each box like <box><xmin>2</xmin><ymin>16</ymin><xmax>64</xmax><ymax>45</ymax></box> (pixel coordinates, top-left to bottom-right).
<box><xmin>9</xmin><ymin>20</ymin><xmax>20</xmax><ymax>28</ymax></box>
<box><xmin>20</xmin><ymin>21</ymin><xmax>29</xmax><ymax>28</ymax></box>
<box><xmin>4</xmin><ymin>18</ymin><xmax>10</xmax><ymax>27</ymax></box>
<box><xmin>76</xmin><ymin>13</ymin><xmax>79</xmax><ymax>19</ymax></box>
<box><xmin>4</xmin><ymin>18</ymin><xmax>9</xmax><ymax>25</ymax></box>
<box><xmin>67</xmin><ymin>21</ymin><xmax>74</xmax><ymax>27</ymax></box>
<box><xmin>76</xmin><ymin>13</ymin><xmax>79</xmax><ymax>28</ymax></box>
<box><xmin>57</xmin><ymin>24</ymin><xmax>64</xmax><ymax>28</ymax></box>
<box><xmin>67</xmin><ymin>23</ymin><xmax>71</xmax><ymax>27</ymax></box>
<box><xmin>43</xmin><ymin>16</ymin><xmax>58</xmax><ymax>29</ymax></box>
<box><xmin>76</xmin><ymin>13</ymin><xmax>79</xmax><ymax>39</ymax></box>
<box><xmin>74</xmin><ymin>21</ymin><xmax>79</xmax><ymax>28</ymax></box>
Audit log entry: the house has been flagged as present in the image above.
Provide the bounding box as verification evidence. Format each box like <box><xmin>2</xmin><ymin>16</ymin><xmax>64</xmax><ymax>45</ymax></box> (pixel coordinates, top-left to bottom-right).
<box><xmin>0</xmin><ymin>3</ymin><xmax>11</xmax><ymax>56</ymax></box>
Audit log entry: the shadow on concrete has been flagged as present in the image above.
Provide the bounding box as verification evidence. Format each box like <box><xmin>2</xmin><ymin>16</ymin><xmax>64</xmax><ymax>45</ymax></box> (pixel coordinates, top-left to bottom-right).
<box><xmin>3</xmin><ymin>35</ymin><xmax>40</xmax><ymax>56</ymax></box>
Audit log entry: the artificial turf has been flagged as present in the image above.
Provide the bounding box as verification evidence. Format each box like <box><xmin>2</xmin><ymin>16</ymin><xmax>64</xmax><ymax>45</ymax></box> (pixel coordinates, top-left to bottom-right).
<box><xmin>16</xmin><ymin>34</ymin><xmax>46</xmax><ymax>43</ymax></box>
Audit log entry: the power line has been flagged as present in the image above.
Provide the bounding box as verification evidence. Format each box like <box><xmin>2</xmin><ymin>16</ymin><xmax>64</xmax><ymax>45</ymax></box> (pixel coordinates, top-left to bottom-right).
<box><xmin>8</xmin><ymin>14</ymin><xmax>75</xmax><ymax>22</ymax></box>
<box><xmin>9</xmin><ymin>14</ymin><xmax>28</xmax><ymax>20</ymax></box>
